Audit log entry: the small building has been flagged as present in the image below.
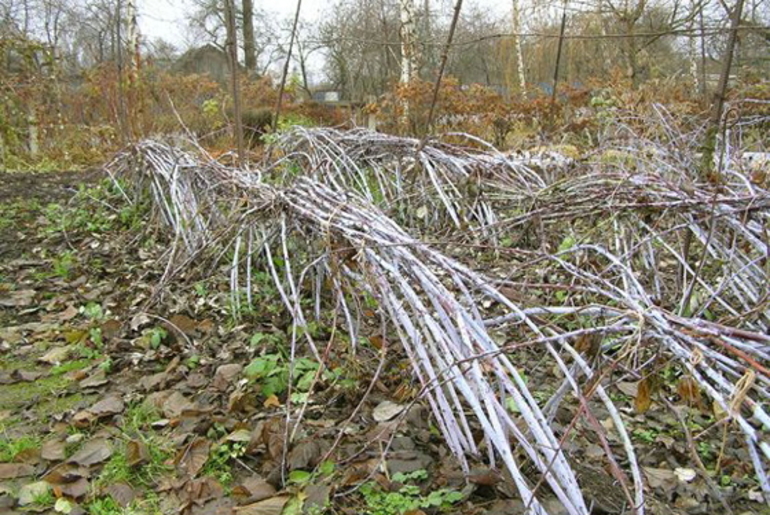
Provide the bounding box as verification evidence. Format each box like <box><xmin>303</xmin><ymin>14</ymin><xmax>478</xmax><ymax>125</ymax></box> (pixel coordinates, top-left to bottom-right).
<box><xmin>311</xmin><ymin>89</ymin><xmax>341</xmax><ymax>103</ymax></box>
<box><xmin>173</xmin><ymin>44</ymin><xmax>232</xmax><ymax>83</ymax></box>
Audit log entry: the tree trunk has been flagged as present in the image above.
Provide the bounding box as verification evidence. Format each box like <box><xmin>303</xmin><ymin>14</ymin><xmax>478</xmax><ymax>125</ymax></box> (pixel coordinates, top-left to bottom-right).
<box><xmin>700</xmin><ymin>0</ymin><xmax>745</xmax><ymax>180</ymax></box>
<box><xmin>115</xmin><ymin>0</ymin><xmax>128</xmax><ymax>142</ymax></box>
<box><xmin>126</xmin><ymin>0</ymin><xmax>140</xmax><ymax>138</ymax></box>
<box><xmin>225</xmin><ymin>0</ymin><xmax>245</xmax><ymax>164</ymax></box>
<box><xmin>399</xmin><ymin>0</ymin><xmax>417</xmax><ymax>85</ymax></box>
<box><xmin>511</xmin><ymin>0</ymin><xmax>526</xmax><ymax>94</ymax></box>
<box><xmin>425</xmin><ymin>0</ymin><xmax>463</xmax><ymax>134</ymax></box>
<box><xmin>242</xmin><ymin>0</ymin><xmax>256</xmax><ymax>73</ymax></box>
<box><xmin>688</xmin><ymin>0</ymin><xmax>699</xmax><ymax>91</ymax></box>
<box><xmin>273</xmin><ymin>0</ymin><xmax>303</xmax><ymax>132</ymax></box>
<box><xmin>626</xmin><ymin>19</ymin><xmax>639</xmax><ymax>88</ymax></box>
<box><xmin>698</xmin><ymin>3</ymin><xmax>707</xmax><ymax>99</ymax></box>
<box><xmin>399</xmin><ymin>0</ymin><xmax>417</xmax><ymax>130</ymax></box>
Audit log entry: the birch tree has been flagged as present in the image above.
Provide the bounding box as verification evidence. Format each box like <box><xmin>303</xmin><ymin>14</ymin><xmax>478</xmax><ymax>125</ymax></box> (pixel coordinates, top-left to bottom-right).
<box><xmin>399</xmin><ymin>0</ymin><xmax>418</xmax><ymax>84</ymax></box>
<box><xmin>511</xmin><ymin>0</ymin><xmax>526</xmax><ymax>93</ymax></box>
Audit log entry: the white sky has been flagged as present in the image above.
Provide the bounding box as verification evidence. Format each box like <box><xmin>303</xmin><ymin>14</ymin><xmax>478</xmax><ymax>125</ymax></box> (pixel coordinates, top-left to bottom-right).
<box><xmin>136</xmin><ymin>0</ymin><xmax>509</xmax><ymax>49</ymax></box>
<box><xmin>135</xmin><ymin>0</ymin><xmax>509</xmax><ymax>83</ymax></box>
<box><xmin>137</xmin><ymin>0</ymin><xmax>345</xmax><ymax>48</ymax></box>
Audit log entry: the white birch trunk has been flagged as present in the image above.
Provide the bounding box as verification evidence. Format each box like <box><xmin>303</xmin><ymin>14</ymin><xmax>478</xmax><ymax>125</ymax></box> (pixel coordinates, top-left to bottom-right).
<box><xmin>512</xmin><ymin>0</ymin><xmax>526</xmax><ymax>94</ymax></box>
<box><xmin>126</xmin><ymin>0</ymin><xmax>139</xmax><ymax>85</ymax></box>
<box><xmin>399</xmin><ymin>0</ymin><xmax>417</xmax><ymax>84</ymax></box>
<box><xmin>28</xmin><ymin>112</ymin><xmax>39</xmax><ymax>157</ymax></box>
<box><xmin>399</xmin><ymin>0</ymin><xmax>417</xmax><ymax>129</ymax></box>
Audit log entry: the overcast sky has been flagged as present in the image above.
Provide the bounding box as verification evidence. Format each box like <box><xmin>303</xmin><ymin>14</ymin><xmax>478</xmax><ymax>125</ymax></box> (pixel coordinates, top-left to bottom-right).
<box><xmin>136</xmin><ymin>0</ymin><xmax>509</xmax><ymax>49</ymax></box>
<box><xmin>134</xmin><ymin>0</ymin><xmax>510</xmax><ymax>84</ymax></box>
<box><xmin>137</xmin><ymin>0</ymin><xmax>356</xmax><ymax>48</ymax></box>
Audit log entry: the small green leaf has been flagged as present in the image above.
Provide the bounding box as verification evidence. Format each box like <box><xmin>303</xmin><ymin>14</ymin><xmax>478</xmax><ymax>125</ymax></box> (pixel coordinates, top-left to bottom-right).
<box><xmin>558</xmin><ymin>235</ymin><xmax>576</xmax><ymax>253</ymax></box>
<box><xmin>318</xmin><ymin>460</ymin><xmax>335</xmax><ymax>476</ymax></box>
<box><xmin>288</xmin><ymin>469</ymin><xmax>312</xmax><ymax>484</ymax></box>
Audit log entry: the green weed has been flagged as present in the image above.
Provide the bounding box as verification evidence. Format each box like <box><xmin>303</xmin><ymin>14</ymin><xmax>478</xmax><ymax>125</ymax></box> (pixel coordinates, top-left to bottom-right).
<box><xmin>30</xmin><ymin>489</ymin><xmax>56</xmax><ymax>509</ymax></box>
<box><xmin>51</xmin><ymin>250</ymin><xmax>76</xmax><ymax>278</ymax></box>
<box><xmin>243</xmin><ymin>353</ymin><xmax>327</xmax><ymax>398</ymax></box>
<box><xmin>359</xmin><ymin>470</ymin><xmax>464</xmax><ymax>515</ymax></box>
<box><xmin>632</xmin><ymin>428</ymin><xmax>658</xmax><ymax>444</ymax></box>
<box><xmin>202</xmin><ymin>440</ymin><xmax>244</xmax><ymax>486</ymax></box>
<box><xmin>85</xmin><ymin>496</ymin><xmax>122</xmax><ymax>515</ymax></box>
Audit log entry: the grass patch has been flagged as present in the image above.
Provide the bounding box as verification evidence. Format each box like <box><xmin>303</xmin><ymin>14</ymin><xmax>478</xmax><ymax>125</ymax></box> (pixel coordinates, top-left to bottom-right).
<box><xmin>0</xmin><ymin>374</ymin><xmax>71</xmax><ymax>411</ymax></box>
<box><xmin>50</xmin><ymin>359</ymin><xmax>91</xmax><ymax>376</ymax></box>
<box><xmin>96</xmin><ymin>402</ymin><xmax>173</xmax><ymax>490</ymax></box>
<box><xmin>84</xmin><ymin>496</ymin><xmax>122</xmax><ymax>515</ymax></box>
<box><xmin>0</xmin><ymin>434</ymin><xmax>41</xmax><ymax>461</ymax></box>
<box><xmin>36</xmin><ymin>392</ymin><xmax>94</xmax><ymax>419</ymax></box>
<box><xmin>96</xmin><ymin>439</ymin><xmax>173</xmax><ymax>490</ymax></box>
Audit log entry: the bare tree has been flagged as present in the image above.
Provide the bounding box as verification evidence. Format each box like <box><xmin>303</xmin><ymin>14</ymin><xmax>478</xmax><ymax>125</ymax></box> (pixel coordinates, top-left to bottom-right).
<box><xmin>242</xmin><ymin>0</ymin><xmax>256</xmax><ymax>73</ymax></box>
<box><xmin>224</xmin><ymin>0</ymin><xmax>244</xmax><ymax>161</ymax></box>
<box><xmin>319</xmin><ymin>0</ymin><xmax>401</xmax><ymax>100</ymax></box>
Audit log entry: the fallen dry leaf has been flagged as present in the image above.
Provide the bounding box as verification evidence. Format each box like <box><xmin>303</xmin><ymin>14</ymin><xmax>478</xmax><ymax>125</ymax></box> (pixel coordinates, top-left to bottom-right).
<box><xmin>231</xmin><ymin>477</ymin><xmax>276</xmax><ymax>504</ymax></box>
<box><xmin>0</xmin><ymin>289</ymin><xmax>36</xmax><ymax>307</ymax></box>
<box><xmin>287</xmin><ymin>439</ymin><xmax>323</xmax><ymax>471</ymax></box>
<box><xmin>54</xmin><ymin>476</ymin><xmax>90</xmax><ymax>498</ymax></box>
<box><xmin>87</xmin><ymin>395</ymin><xmax>125</xmax><ymax>418</ymax></box>
<box><xmin>18</xmin><ymin>481</ymin><xmax>50</xmax><ymax>506</ymax></box>
<box><xmin>263</xmin><ymin>394</ymin><xmax>281</xmax><ymax>408</ymax></box>
<box><xmin>41</xmin><ymin>438</ymin><xmax>67</xmax><ymax>461</ymax></box>
<box><xmin>168</xmin><ymin>314</ymin><xmax>198</xmax><ymax>336</ymax></box>
<box><xmin>161</xmin><ymin>391</ymin><xmax>195</xmax><ymax>418</ymax></box>
<box><xmin>57</xmin><ymin>305</ymin><xmax>80</xmax><ymax>321</ymax></box>
<box><xmin>13</xmin><ymin>447</ymin><xmax>41</xmax><ymax>465</ymax></box>
<box><xmin>213</xmin><ymin>363</ymin><xmax>243</xmax><ymax>391</ymax></box>
<box><xmin>0</xmin><ymin>463</ymin><xmax>35</xmax><ymax>479</ymax></box>
<box><xmin>126</xmin><ymin>440</ymin><xmax>150</xmax><ymax>467</ymax></box>
<box><xmin>44</xmin><ymin>463</ymin><xmax>90</xmax><ymax>484</ymax></box>
<box><xmin>105</xmin><ymin>482</ymin><xmax>135</xmax><ymax>507</ymax></box>
<box><xmin>372</xmin><ymin>400</ymin><xmax>405</xmax><ymax>422</ymax></box>
<box><xmin>39</xmin><ymin>346</ymin><xmax>71</xmax><ymax>365</ymax></box>
<box><xmin>79</xmin><ymin>369</ymin><xmax>108</xmax><ymax>389</ymax></box>
<box><xmin>225</xmin><ymin>429</ymin><xmax>252</xmax><ymax>443</ymax></box>
<box><xmin>100</xmin><ymin>319</ymin><xmax>122</xmax><ymax>340</ymax></box>
<box><xmin>181</xmin><ymin>476</ymin><xmax>224</xmax><ymax>505</ymax></box>
<box><xmin>674</xmin><ymin>467</ymin><xmax>697</xmax><ymax>483</ymax></box>
<box><xmin>140</xmin><ymin>371</ymin><xmax>168</xmax><ymax>392</ymax></box>
<box><xmin>234</xmin><ymin>495</ymin><xmax>291</xmax><ymax>515</ymax></box>
<box><xmin>634</xmin><ymin>377</ymin><xmax>653</xmax><ymax>413</ymax></box>
<box><xmin>68</xmin><ymin>438</ymin><xmax>112</xmax><ymax>466</ymax></box>
<box><xmin>304</xmin><ymin>484</ymin><xmax>332</xmax><ymax>513</ymax></box>
<box><xmin>643</xmin><ymin>467</ymin><xmax>677</xmax><ymax>490</ymax></box>
<box><xmin>72</xmin><ymin>410</ymin><xmax>95</xmax><ymax>428</ymax></box>
<box><xmin>64</xmin><ymin>329</ymin><xmax>89</xmax><ymax>345</ymax></box>
<box><xmin>263</xmin><ymin>418</ymin><xmax>286</xmax><ymax>461</ymax></box>
<box><xmin>53</xmin><ymin>497</ymin><xmax>76</xmax><ymax>514</ymax></box>
<box><xmin>176</xmin><ymin>438</ymin><xmax>210</xmax><ymax>478</ymax></box>
<box><xmin>130</xmin><ymin>314</ymin><xmax>151</xmax><ymax>331</ymax></box>
<box><xmin>11</xmin><ymin>369</ymin><xmax>45</xmax><ymax>382</ymax></box>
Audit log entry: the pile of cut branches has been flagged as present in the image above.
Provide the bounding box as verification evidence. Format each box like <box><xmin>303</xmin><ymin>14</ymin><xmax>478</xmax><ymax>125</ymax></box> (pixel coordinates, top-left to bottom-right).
<box><xmin>107</xmin><ymin>130</ymin><xmax>770</xmax><ymax>515</ymax></box>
